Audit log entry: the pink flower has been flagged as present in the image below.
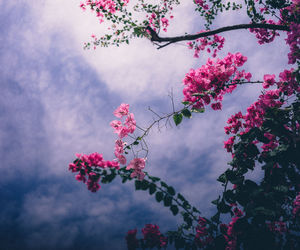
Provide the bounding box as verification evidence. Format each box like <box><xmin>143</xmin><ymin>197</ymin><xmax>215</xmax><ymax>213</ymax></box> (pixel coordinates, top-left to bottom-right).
<box><xmin>119</xmin><ymin>126</ymin><xmax>129</xmax><ymax>138</ymax></box>
<box><xmin>224</xmin><ymin>136</ymin><xmax>235</xmax><ymax>152</ymax></box>
<box><xmin>293</xmin><ymin>193</ymin><xmax>300</xmax><ymax>215</ymax></box>
<box><xmin>161</xmin><ymin>17</ymin><xmax>169</xmax><ymax>27</ymax></box>
<box><xmin>114</xmin><ymin>139</ymin><xmax>124</xmax><ymax>157</ymax></box>
<box><xmin>105</xmin><ymin>160</ymin><xmax>120</xmax><ymax>170</ymax></box>
<box><xmin>263</xmin><ymin>74</ymin><xmax>276</xmax><ymax>89</ymax></box>
<box><xmin>125</xmin><ymin>113</ymin><xmax>136</xmax><ymax>133</ymax></box>
<box><xmin>126</xmin><ymin>229</ymin><xmax>139</xmax><ymax>249</ymax></box>
<box><xmin>75</xmin><ymin>173</ymin><xmax>86</xmax><ymax>182</ymax></box>
<box><xmin>117</xmin><ymin>155</ymin><xmax>127</xmax><ymax>165</ymax></box>
<box><xmin>110</xmin><ymin>120</ymin><xmax>122</xmax><ymax>133</ymax></box>
<box><xmin>113</xmin><ymin>103</ymin><xmax>130</xmax><ymax>118</ymax></box>
<box><xmin>79</xmin><ymin>2</ymin><xmax>86</xmax><ymax>10</ymax></box>
<box><xmin>234</xmin><ymin>52</ymin><xmax>247</xmax><ymax>67</ymax></box>
<box><xmin>211</xmin><ymin>102</ymin><xmax>222</xmax><ymax>110</ymax></box>
<box><xmin>126</xmin><ymin>158</ymin><xmax>146</xmax><ymax>171</ymax></box>
<box><xmin>130</xmin><ymin>170</ymin><xmax>145</xmax><ymax>180</ymax></box>
<box><xmin>126</xmin><ymin>158</ymin><xmax>146</xmax><ymax>180</ymax></box>
<box><xmin>142</xmin><ymin>224</ymin><xmax>167</xmax><ymax>248</ymax></box>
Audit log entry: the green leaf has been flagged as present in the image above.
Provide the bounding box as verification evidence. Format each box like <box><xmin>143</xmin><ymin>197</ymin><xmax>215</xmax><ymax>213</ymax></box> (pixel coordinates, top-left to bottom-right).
<box><xmin>148</xmin><ymin>176</ymin><xmax>160</xmax><ymax>182</ymax></box>
<box><xmin>181</xmin><ymin>109</ymin><xmax>192</xmax><ymax>118</ymax></box>
<box><xmin>211</xmin><ymin>197</ymin><xmax>220</xmax><ymax>205</ymax></box>
<box><xmin>167</xmin><ymin>186</ymin><xmax>176</xmax><ymax>196</ymax></box>
<box><xmin>254</xmin><ymin>207</ymin><xmax>276</xmax><ymax>217</ymax></box>
<box><xmin>164</xmin><ymin>195</ymin><xmax>172</xmax><ymax>207</ymax></box>
<box><xmin>149</xmin><ymin>183</ymin><xmax>156</xmax><ymax>195</ymax></box>
<box><xmin>211</xmin><ymin>212</ymin><xmax>220</xmax><ymax>223</ymax></box>
<box><xmin>217</xmin><ymin>201</ymin><xmax>231</xmax><ymax>214</ymax></box>
<box><xmin>192</xmin><ymin>207</ymin><xmax>200</xmax><ymax>214</ymax></box>
<box><xmin>160</xmin><ymin>181</ymin><xmax>168</xmax><ymax>188</ymax></box>
<box><xmin>140</xmin><ymin>180</ymin><xmax>149</xmax><ymax>190</ymax></box>
<box><xmin>182</xmin><ymin>101</ymin><xmax>190</xmax><ymax>105</ymax></box>
<box><xmin>274</xmin><ymin>185</ymin><xmax>289</xmax><ymax>193</ymax></box>
<box><xmin>155</xmin><ymin>191</ymin><xmax>164</xmax><ymax>202</ymax></box>
<box><xmin>183</xmin><ymin>213</ymin><xmax>193</xmax><ymax>227</ymax></box>
<box><xmin>177</xmin><ymin>193</ymin><xmax>186</xmax><ymax>202</ymax></box>
<box><xmin>191</xmin><ymin>108</ymin><xmax>205</xmax><ymax>113</ymax></box>
<box><xmin>135</xmin><ymin>180</ymin><xmax>142</xmax><ymax>190</ymax></box>
<box><xmin>183</xmin><ymin>201</ymin><xmax>191</xmax><ymax>210</ymax></box>
<box><xmin>170</xmin><ymin>205</ymin><xmax>179</xmax><ymax>216</ymax></box>
<box><xmin>173</xmin><ymin>113</ymin><xmax>183</xmax><ymax>126</ymax></box>
<box><xmin>217</xmin><ymin>173</ymin><xmax>227</xmax><ymax>183</ymax></box>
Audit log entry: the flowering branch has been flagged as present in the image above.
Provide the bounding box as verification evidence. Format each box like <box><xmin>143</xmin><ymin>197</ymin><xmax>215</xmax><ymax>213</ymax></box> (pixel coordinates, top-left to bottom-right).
<box><xmin>147</xmin><ymin>23</ymin><xmax>289</xmax><ymax>49</ymax></box>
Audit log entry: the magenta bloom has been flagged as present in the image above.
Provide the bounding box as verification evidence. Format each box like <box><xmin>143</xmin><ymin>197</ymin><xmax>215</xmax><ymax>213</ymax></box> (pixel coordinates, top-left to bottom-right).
<box><xmin>211</xmin><ymin>102</ymin><xmax>222</xmax><ymax>110</ymax></box>
<box><xmin>125</xmin><ymin>113</ymin><xmax>136</xmax><ymax>133</ymax></box>
<box><xmin>263</xmin><ymin>74</ymin><xmax>276</xmax><ymax>89</ymax></box>
<box><xmin>126</xmin><ymin>158</ymin><xmax>146</xmax><ymax>180</ymax></box>
<box><xmin>293</xmin><ymin>193</ymin><xmax>300</xmax><ymax>215</ymax></box>
<box><xmin>113</xmin><ymin>103</ymin><xmax>130</xmax><ymax>118</ymax></box>
<box><xmin>224</xmin><ymin>136</ymin><xmax>235</xmax><ymax>153</ymax></box>
<box><xmin>142</xmin><ymin>224</ymin><xmax>167</xmax><ymax>248</ymax></box>
<box><xmin>126</xmin><ymin>229</ymin><xmax>139</xmax><ymax>250</ymax></box>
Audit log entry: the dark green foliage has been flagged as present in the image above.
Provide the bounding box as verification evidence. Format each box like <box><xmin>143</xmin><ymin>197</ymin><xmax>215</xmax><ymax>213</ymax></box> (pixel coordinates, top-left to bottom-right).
<box><xmin>173</xmin><ymin>113</ymin><xmax>183</xmax><ymax>126</ymax></box>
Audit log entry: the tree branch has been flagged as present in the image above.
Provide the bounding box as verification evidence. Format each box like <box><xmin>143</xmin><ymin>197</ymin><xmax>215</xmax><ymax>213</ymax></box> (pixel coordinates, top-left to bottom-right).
<box><xmin>147</xmin><ymin>23</ymin><xmax>290</xmax><ymax>48</ymax></box>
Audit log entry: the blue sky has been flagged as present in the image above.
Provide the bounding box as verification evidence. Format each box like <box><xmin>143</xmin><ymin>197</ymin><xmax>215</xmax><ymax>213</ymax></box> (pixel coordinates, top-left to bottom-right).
<box><xmin>0</xmin><ymin>0</ymin><xmax>291</xmax><ymax>249</ymax></box>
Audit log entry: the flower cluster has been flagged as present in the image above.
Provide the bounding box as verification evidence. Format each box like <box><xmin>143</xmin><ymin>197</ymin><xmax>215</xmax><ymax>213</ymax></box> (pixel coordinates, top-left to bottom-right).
<box><xmin>293</xmin><ymin>193</ymin><xmax>300</xmax><ymax>215</ymax></box>
<box><xmin>187</xmin><ymin>32</ymin><xmax>225</xmax><ymax>58</ymax></box>
<box><xmin>223</xmin><ymin>68</ymin><xmax>298</xmax><ymax>153</ymax></box>
<box><xmin>69</xmin><ymin>104</ymin><xmax>146</xmax><ymax>191</ymax></box>
<box><xmin>266</xmin><ymin>221</ymin><xmax>287</xmax><ymax>234</ymax></box>
<box><xmin>126</xmin><ymin>229</ymin><xmax>139</xmax><ymax>250</ymax></box>
<box><xmin>111</xmin><ymin>104</ymin><xmax>146</xmax><ymax>180</ymax></box>
<box><xmin>126</xmin><ymin>158</ymin><xmax>146</xmax><ymax>180</ymax></box>
<box><xmin>194</xmin><ymin>217</ymin><xmax>213</xmax><ymax>248</ymax></box>
<box><xmin>222</xmin><ymin>206</ymin><xmax>244</xmax><ymax>250</ymax></box>
<box><xmin>286</xmin><ymin>22</ymin><xmax>300</xmax><ymax>64</ymax></box>
<box><xmin>110</xmin><ymin>103</ymin><xmax>146</xmax><ymax>180</ymax></box>
<box><xmin>251</xmin><ymin>0</ymin><xmax>300</xmax><ymax>64</ymax></box>
<box><xmin>126</xmin><ymin>224</ymin><xmax>167</xmax><ymax>249</ymax></box>
<box><xmin>194</xmin><ymin>0</ymin><xmax>209</xmax><ymax>10</ymax></box>
<box><xmin>69</xmin><ymin>152</ymin><xmax>120</xmax><ymax>192</ymax></box>
<box><xmin>111</xmin><ymin>103</ymin><xmax>136</xmax><ymax>139</ymax></box>
<box><xmin>79</xmin><ymin>0</ymin><xmax>130</xmax><ymax>23</ymax></box>
<box><xmin>146</xmin><ymin>10</ymin><xmax>173</xmax><ymax>33</ymax></box>
<box><xmin>142</xmin><ymin>224</ymin><xmax>168</xmax><ymax>248</ymax></box>
<box><xmin>280</xmin><ymin>1</ymin><xmax>300</xmax><ymax>64</ymax></box>
<box><xmin>249</xmin><ymin>20</ymin><xmax>280</xmax><ymax>45</ymax></box>
<box><xmin>182</xmin><ymin>52</ymin><xmax>251</xmax><ymax>110</ymax></box>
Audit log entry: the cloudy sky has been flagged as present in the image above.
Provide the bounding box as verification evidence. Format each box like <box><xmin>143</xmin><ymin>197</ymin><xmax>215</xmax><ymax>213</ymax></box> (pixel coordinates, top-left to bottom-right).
<box><xmin>0</xmin><ymin>0</ymin><xmax>290</xmax><ymax>249</ymax></box>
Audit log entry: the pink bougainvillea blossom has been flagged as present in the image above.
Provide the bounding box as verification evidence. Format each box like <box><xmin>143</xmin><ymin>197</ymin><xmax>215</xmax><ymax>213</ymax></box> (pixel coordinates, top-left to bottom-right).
<box><xmin>113</xmin><ymin>103</ymin><xmax>130</xmax><ymax>118</ymax></box>
<box><xmin>126</xmin><ymin>158</ymin><xmax>146</xmax><ymax>180</ymax></box>
<box><xmin>187</xmin><ymin>32</ymin><xmax>225</xmax><ymax>58</ymax></box>
<box><xmin>249</xmin><ymin>20</ymin><xmax>280</xmax><ymax>45</ymax></box>
<box><xmin>194</xmin><ymin>217</ymin><xmax>213</xmax><ymax>248</ymax></box>
<box><xmin>80</xmin><ymin>0</ymin><xmax>130</xmax><ymax>23</ymax></box>
<box><xmin>293</xmin><ymin>193</ymin><xmax>300</xmax><ymax>215</ymax></box>
<box><xmin>183</xmin><ymin>52</ymin><xmax>251</xmax><ymax>111</ymax></box>
<box><xmin>263</xmin><ymin>74</ymin><xmax>276</xmax><ymax>89</ymax></box>
<box><xmin>142</xmin><ymin>224</ymin><xmax>167</xmax><ymax>248</ymax></box>
<box><xmin>125</xmin><ymin>113</ymin><xmax>136</xmax><ymax>133</ymax></box>
<box><xmin>126</xmin><ymin>229</ymin><xmax>139</xmax><ymax>249</ymax></box>
<box><xmin>69</xmin><ymin>152</ymin><xmax>120</xmax><ymax>192</ymax></box>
